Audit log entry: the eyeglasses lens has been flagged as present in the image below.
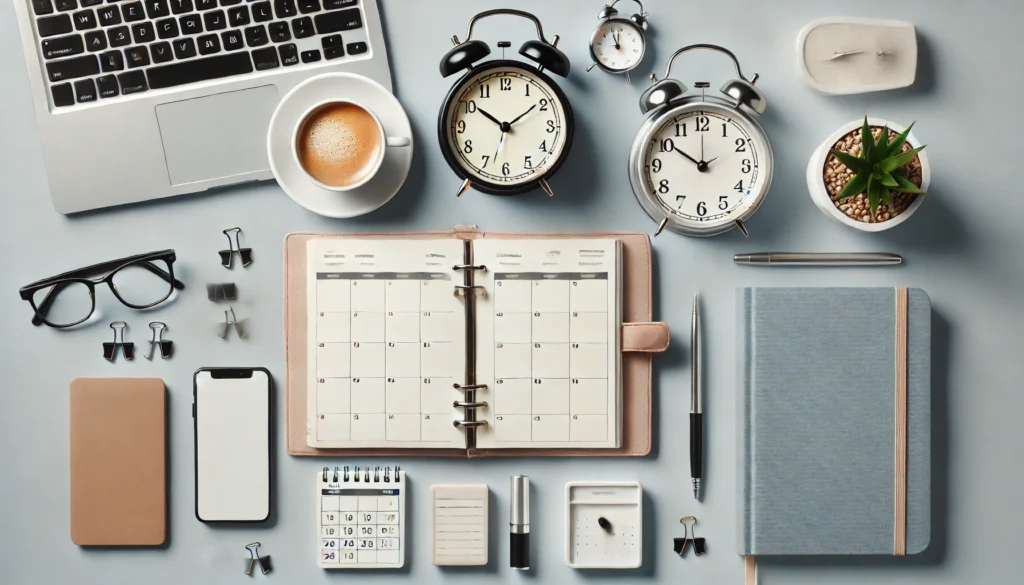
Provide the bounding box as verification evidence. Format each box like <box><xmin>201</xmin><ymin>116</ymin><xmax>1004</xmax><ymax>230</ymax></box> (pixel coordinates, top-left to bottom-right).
<box><xmin>110</xmin><ymin>259</ymin><xmax>174</xmax><ymax>307</ymax></box>
<box><xmin>32</xmin><ymin>281</ymin><xmax>93</xmax><ymax>327</ymax></box>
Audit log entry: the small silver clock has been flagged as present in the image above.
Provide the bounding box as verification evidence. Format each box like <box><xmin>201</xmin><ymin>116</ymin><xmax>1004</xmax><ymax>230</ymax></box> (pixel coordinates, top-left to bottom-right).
<box><xmin>586</xmin><ymin>0</ymin><xmax>649</xmax><ymax>82</ymax></box>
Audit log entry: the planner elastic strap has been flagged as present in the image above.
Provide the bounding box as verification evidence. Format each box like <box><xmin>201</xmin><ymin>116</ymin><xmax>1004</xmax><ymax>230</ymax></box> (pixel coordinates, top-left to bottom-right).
<box><xmin>894</xmin><ymin>287</ymin><xmax>909</xmax><ymax>556</ymax></box>
<box><xmin>744</xmin><ymin>555</ymin><xmax>756</xmax><ymax>585</ymax></box>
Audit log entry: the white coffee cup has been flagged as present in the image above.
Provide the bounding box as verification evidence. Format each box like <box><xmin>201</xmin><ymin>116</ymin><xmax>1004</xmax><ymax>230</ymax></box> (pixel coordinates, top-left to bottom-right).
<box><xmin>291</xmin><ymin>99</ymin><xmax>410</xmax><ymax>192</ymax></box>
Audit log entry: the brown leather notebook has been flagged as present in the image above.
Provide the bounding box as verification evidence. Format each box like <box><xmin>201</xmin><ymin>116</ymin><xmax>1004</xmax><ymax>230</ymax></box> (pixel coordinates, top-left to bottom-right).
<box><xmin>70</xmin><ymin>378</ymin><xmax>166</xmax><ymax>546</ymax></box>
<box><xmin>285</xmin><ymin>228</ymin><xmax>669</xmax><ymax>458</ymax></box>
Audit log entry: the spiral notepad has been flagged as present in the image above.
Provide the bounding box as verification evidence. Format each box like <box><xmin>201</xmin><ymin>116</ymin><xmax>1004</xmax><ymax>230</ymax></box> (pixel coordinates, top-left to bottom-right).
<box><xmin>317</xmin><ymin>466</ymin><xmax>405</xmax><ymax>569</ymax></box>
<box><xmin>305</xmin><ymin>237</ymin><xmax>622</xmax><ymax>451</ymax></box>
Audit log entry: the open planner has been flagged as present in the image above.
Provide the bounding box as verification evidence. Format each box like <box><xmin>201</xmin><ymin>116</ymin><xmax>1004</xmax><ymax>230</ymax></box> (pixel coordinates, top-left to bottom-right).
<box><xmin>305</xmin><ymin>236</ymin><xmax>622</xmax><ymax>450</ymax></box>
<box><xmin>286</xmin><ymin>228</ymin><xmax>670</xmax><ymax>458</ymax></box>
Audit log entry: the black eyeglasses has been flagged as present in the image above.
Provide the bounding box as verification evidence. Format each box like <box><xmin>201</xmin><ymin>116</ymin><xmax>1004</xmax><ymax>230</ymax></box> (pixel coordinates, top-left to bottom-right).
<box><xmin>19</xmin><ymin>250</ymin><xmax>185</xmax><ymax>329</ymax></box>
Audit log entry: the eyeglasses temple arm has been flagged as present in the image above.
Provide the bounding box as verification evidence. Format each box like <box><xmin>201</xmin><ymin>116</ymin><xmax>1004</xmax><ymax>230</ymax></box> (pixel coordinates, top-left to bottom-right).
<box><xmin>139</xmin><ymin>261</ymin><xmax>186</xmax><ymax>290</ymax></box>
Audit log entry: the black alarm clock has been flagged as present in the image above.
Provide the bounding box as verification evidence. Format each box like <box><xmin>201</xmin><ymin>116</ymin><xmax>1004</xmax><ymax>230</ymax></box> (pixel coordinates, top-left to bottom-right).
<box><xmin>438</xmin><ymin>9</ymin><xmax>574</xmax><ymax>197</ymax></box>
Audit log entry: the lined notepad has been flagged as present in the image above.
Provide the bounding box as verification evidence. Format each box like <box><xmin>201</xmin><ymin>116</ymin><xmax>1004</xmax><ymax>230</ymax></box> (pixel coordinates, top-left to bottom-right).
<box><xmin>431</xmin><ymin>484</ymin><xmax>488</xmax><ymax>566</ymax></box>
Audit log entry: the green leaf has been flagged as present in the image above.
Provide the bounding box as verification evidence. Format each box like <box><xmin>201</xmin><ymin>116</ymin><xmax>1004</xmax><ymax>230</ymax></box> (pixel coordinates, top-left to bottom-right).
<box><xmin>880</xmin><ymin>146</ymin><xmax>926</xmax><ymax>173</ymax></box>
<box><xmin>836</xmin><ymin>171</ymin><xmax>871</xmax><ymax>200</ymax></box>
<box><xmin>874</xmin><ymin>126</ymin><xmax>890</xmax><ymax>164</ymax></box>
<box><xmin>860</xmin><ymin>117</ymin><xmax>874</xmax><ymax>161</ymax></box>
<box><xmin>884</xmin><ymin>122</ymin><xmax>915</xmax><ymax>158</ymax></box>
<box><xmin>880</xmin><ymin>186</ymin><xmax>893</xmax><ymax>210</ymax></box>
<box><xmin>829</xmin><ymin>149</ymin><xmax>872</xmax><ymax>175</ymax></box>
<box><xmin>878</xmin><ymin>171</ymin><xmax>899</xmax><ymax>187</ymax></box>
<box><xmin>891</xmin><ymin>174</ymin><xmax>927</xmax><ymax>195</ymax></box>
<box><xmin>867</xmin><ymin>177</ymin><xmax>882</xmax><ymax>216</ymax></box>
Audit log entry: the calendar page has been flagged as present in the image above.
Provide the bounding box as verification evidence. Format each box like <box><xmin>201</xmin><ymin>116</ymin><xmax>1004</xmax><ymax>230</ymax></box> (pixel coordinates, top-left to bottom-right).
<box><xmin>317</xmin><ymin>467</ymin><xmax>405</xmax><ymax>569</ymax></box>
<box><xmin>473</xmin><ymin>239</ymin><xmax>622</xmax><ymax>449</ymax></box>
<box><xmin>305</xmin><ymin>239</ymin><xmax>467</xmax><ymax>449</ymax></box>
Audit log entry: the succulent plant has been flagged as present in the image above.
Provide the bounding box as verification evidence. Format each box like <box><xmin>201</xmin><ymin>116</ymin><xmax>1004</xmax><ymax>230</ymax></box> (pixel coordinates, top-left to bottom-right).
<box><xmin>830</xmin><ymin>118</ymin><xmax>927</xmax><ymax>217</ymax></box>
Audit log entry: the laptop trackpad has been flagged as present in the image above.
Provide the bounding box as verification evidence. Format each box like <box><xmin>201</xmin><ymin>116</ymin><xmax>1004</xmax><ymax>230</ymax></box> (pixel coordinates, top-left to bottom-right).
<box><xmin>156</xmin><ymin>85</ymin><xmax>279</xmax><ymax>186</ymax></box>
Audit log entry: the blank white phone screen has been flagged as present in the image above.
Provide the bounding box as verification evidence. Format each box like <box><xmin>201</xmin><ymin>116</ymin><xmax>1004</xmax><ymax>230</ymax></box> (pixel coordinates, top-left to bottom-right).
<box><xmin>195</xmin><ymin>369</ymin><xmax>270</xmax><ymax>522</ymax></box>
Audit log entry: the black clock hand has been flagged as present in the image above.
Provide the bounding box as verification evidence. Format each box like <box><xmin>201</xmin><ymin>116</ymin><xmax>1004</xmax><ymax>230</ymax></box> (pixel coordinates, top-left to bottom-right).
<box><xmin>508</xmin><ymin>104</ymin><xmax>537</xmax><ymax>127</ymax></box>
<box><xmin>613</xmin><ymin>31</ymin><xmax>621</xmax><ymax>50</ymax></box>
<box><xmin>672</xmin><ymin>146</ymin><xmax>701</xmax><ymax>167</ymax></box>
<box><xmin>700</xmin><ymin>134</ymin><xmax>705</xmax><ymax>162</ymax></box>
<box><xmin>476</xmin><ymin>107</ymin><xmax>502</xmax><ymax>127</ymax></box>
<box><xmin>705</xmin><ymin>156</ymin><xmax>720</xmax><ymax>166</ymax></box>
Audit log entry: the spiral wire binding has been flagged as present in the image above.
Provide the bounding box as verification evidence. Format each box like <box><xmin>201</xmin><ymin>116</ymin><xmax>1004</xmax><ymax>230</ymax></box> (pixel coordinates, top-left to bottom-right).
<box><xmin>322</xmin><ymin>466</ymin><xmax>402</xmax><ymax>483</ymax></box>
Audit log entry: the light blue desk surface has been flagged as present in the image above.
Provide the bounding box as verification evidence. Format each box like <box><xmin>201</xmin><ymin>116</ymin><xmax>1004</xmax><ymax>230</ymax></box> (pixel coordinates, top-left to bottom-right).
<box><xmin>1</xmin><ymin>1</ymin><xmax>1021</xmax><ymax>583</ymax></box>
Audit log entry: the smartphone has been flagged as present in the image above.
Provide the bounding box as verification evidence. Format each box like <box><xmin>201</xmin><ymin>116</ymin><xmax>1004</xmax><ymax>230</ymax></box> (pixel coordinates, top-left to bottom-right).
<box><xmin>193</xmin><ymin>367</ymin><xmax>272</xmax><ymax>523</ymax></box>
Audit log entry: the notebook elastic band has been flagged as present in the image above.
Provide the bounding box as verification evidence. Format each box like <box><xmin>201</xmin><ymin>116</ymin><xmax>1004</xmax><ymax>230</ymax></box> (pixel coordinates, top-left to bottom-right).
<box><xmin>894</xmin><ymin>287</ymin><xmax>909</xmax><ymax>556</ymax></box>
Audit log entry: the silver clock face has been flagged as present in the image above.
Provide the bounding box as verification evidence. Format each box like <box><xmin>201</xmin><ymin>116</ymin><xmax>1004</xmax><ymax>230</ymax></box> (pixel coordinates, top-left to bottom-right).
<box><xmin>590</xmin><ymin>19</ymin><xmax>645</xmax><ymax>72</ymax></box>
<box><xmin>444</xmin><ymin>66</ymin><xmax>569</xmax><ymax>187</ymax></box>
<box><xmin>630</xmin><ymin>100</ymin><xmax>773</xmax><ymax>236</ymax></box>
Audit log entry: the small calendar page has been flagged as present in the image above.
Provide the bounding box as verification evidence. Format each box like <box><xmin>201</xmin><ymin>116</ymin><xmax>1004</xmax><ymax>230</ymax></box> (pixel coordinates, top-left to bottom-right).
<box><xmin>317</xmin><ymin>467</ymin><xmax>405</xmax><ymax>569</ymax></box>
<box><xmin>474</xmin><ymin>239</ymin><xmax>622</xmax><ymax>449</ymax></box>
<box><xmin>305</xmin><ymin>239</ymin><xmax>467</xmax><ymax>449</ymax></box>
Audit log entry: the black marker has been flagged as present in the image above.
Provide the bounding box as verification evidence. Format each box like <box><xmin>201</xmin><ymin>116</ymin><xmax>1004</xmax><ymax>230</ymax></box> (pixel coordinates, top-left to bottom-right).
<box><xmin>510</xmin><ymin>475</ymin><xmax>530</xmax><ymax>570</ymax></box>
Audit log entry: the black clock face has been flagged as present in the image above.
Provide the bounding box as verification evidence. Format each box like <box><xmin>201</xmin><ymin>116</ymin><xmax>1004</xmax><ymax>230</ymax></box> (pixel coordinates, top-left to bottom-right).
<box><xmin>438</xmin><ymin>61</ymin><xmax>574</xmax><ymax>195</ymax></box>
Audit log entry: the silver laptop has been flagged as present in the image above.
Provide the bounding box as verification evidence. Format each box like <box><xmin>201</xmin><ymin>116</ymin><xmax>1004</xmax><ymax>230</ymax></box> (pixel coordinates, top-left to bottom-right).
<box><xmin>13</xmin><ymin>0</ymin><xmax>392</xmax><ymax>213</ymax></box>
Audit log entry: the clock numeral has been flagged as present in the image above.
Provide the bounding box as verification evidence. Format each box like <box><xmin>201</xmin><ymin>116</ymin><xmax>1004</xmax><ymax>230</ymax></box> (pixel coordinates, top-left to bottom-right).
<box><xmin>462</xmin><ymin>139</ymin><xmax>473</xmax><ymax>154</ymax></box>
<box><xmin>539</xmin><ymin>98</ymin><xmax>549</xmax><ymax>111</ymax></box>
<box><xmin>722</xmin><ymin>123</ymin><xmax>728</xmax><ymax>138</ymax></box>
<box><xmin>539</xmin><ymin>140</ymin><xmax>548</xmax><ymax>153</ymax></box>
<box><xmin>651</xmin><ymin>158</ymin><xmax>662</xmax><ymax>173</ymax></box>
<box><xmin>719</xmin><ymin>195</ymin><xmax>729</xmax><ymax>210</ymax></box>
<box><xmin>741</xmin><ymin>159</ymin><xmax>752</xmax><ymax>173</ymax></box>
<box><xmin>502</xmin><ymin>162</ymin><xmax>510</xmax><ymax>176</ymax></box>
<box><xmin>464</xmin><ymin>100</ymin><xmax>477</xmax><ymax>114</ymax></box>
<box><xmin>735</xmin><ymin>137</ymin><xmax>747</xmax><ymax>152</ymax></box>
<box><xmin>695</xmin><ymin>116</ymin><xmax>710</xmax><ymax>132</ymax></box>
<box><xmin>457</xmin><ymin>120</ymin><xmax>466</xmax><ymax>134</ymax></box>
<box><xmin>675</xmin><ymin>123</ymin><xmax>686</xmax><ymax>137</ymax></box>
<box><xmin>525</xmin><ymin>83</ymin><xmax>531</xmax><ymax>96</ymax></box>
<box><xmin>481</xmin><ymin>155</ymin><xmax>490</xmax><ymax>168</ymax></box>
<box><xmin>546</xmin><ymin>120</ymin><xmax>557</xmax><ymax>133</ymax></box>
<box><xmin>479</xmin><ymin>85</ymin><xmax>490</xmax><ymax>99</ymax></box>
<box><xmin>658</xmin><ymin>138</ymin><xmax>674</xmax><ymax>153</ymax></box>
<box><xmin>697</xmin><ymin>201</ymin><xmax>707</xmax><ymax>216</ymax></box>
<box><xmin>524</xmin><ymin>155</ymin><xmax>533</xmax><ymax>169</ymax></box>
<box><xmin>658</xmin><ymin>179</ymin><xmax>669</xmax><ymax>194</ymax></box>
<box><xmin>734</xmin><ymin>180</ymin><xmax>744</xmax><ymax>193</ymax></box>
<box><xmin>675</xmin><ymin>195</ymin><xmax>685</xmax><ymax>209</ymax></box>
<box><xmin>500</xmin><ymin>78</ymin><xmax>512</xmax><ymax>91</ymax></box>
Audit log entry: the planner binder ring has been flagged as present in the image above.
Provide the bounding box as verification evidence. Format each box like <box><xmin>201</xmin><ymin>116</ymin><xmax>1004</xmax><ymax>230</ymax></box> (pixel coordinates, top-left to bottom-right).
<box><xmin>374</xmin><ymin>467</ymin><xmax>381</xmax><ymax>482</ymax></box>
<box><xmin>455</xmin><ymin>284</ymin><xmax>487</xmax><ymax>297</ymax></box>
<box><xmin>454</xmin><ymin>401</ymin><xmax>488</xmax><ymax>408</ymax></box>
<box><xmin>454</xmin><ymin>383</ymin><xmax>487</xmax><ymax>390</ymax></box>
<box><xmin>454</xmin><ymin>420</ymin><xmax>487</xmax><ymax>427</ymax></box>
<box><xmin>453</xmin><ymin>264</ymin><xmax>488</xmax><ymax>271</ymax></box>
<box><xmin>344</xmin><ymin>465</ymin><xmax>350</xmax><ymax>481</ymax></box>
<box><xmin>333</xmin><ymin>467</ymin><xmax>339</xmax><ymax>482</ymax></box>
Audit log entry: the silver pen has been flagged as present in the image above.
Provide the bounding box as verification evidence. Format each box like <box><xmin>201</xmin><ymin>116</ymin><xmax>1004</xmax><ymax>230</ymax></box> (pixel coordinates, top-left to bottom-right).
<box><xmin>734</xmin><ymin>252</ymin><xmax>902</xmax><ymax>266</ymax></box>
<box><xmin>690</xmin><ymin>294</ymin><xmax>703</xmax><ymax>500</ymax></box>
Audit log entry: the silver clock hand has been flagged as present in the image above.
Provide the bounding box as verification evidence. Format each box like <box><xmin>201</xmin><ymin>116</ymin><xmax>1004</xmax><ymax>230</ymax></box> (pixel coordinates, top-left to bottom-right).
<box><xmin>493</xmin><ymin>129</ymin><xmax>507</xmax><ymax>162</ymax></box>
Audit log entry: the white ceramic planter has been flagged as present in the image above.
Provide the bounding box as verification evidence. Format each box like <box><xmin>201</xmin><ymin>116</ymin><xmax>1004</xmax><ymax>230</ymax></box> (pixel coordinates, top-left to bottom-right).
<box><xmin>807</xmin><ymin>118</ymin><xmax>931</xmax><ymax>232</ymax></box>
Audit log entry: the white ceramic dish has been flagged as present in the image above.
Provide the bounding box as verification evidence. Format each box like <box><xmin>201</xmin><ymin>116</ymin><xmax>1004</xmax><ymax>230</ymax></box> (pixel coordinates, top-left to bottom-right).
<box><xmin>268</xmin><ymin>73</ymin><xmax>413</xmax><ymax>218</ymax></box>
<box><xmin>807</xmin><ymin>117</ymin><xmax>930</xmax><ymax>232</ymax></box>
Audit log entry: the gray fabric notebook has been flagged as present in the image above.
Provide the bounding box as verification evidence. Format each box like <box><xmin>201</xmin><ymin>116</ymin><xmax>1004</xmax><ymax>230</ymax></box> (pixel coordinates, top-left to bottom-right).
<box><xmin>737</xmin><ymin>287</ymin><xmax>931</xmax><ymax>556</ymax></box>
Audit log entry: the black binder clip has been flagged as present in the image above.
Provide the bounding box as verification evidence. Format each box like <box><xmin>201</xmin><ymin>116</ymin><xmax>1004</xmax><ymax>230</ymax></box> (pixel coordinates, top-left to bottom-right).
<box><xmin>102</xmin><ymin>321</ymin><xmax>134</xmax><ymax>361</ymax></box>
<box><xmin>219</xmin><ymin>227</ymin><xmax>252</xmax><ymax>269</ymax></box>
<box><xmin>673</xmin><ymin>516</ymin><xmax>706</xmax><ymax>557</ymax></box>
<box><xmin>244</xmin><ymin>542</ymin><xmax>271</xmax><ymax>576</ymax></box>
<box><xmin>145</xmin><ymin>321</ymin><xmax>172</xmax><ymax>360</ymax></box>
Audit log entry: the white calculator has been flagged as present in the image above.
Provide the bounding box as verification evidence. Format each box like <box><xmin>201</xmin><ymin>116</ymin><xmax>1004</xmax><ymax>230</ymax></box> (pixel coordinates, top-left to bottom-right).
<box><xmin>317</xmin><ymin>466</ymin><xmax>405</xmax><ymax>569</ymax></box>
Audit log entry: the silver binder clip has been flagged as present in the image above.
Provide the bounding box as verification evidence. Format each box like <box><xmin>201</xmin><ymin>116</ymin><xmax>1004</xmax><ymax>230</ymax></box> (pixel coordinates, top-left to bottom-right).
<box><xmin>244</xmin><ymin>542</ymin><xmax>271</xmax><ymax>575</ymax></box>
<box><xmin>145</xmin><ymin>321</ymin><xmax>172</xmax><ymax>360</ymax></box>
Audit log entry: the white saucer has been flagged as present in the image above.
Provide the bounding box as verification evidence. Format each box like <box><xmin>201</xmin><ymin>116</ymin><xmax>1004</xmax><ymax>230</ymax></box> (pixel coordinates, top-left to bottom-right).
<box><xmin>268</xmin><ymin>73</ymin><xmax>414</xmax><ymax>218</ymax></box>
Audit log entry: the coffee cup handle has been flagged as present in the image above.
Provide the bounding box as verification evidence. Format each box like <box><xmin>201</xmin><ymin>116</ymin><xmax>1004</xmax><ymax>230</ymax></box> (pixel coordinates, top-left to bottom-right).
<box><xmin>386</xmin><ymin>136</ymin><xmax>411</xmax><ymax>148</ymax></box>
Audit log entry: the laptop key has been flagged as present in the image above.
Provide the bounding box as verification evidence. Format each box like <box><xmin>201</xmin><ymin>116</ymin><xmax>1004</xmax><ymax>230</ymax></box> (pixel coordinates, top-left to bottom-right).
<box><xmin>121</xmin><ymin>2</ymin><xmax>144</xmax><ymax>21</ymax></box>
<box><xmin>38</xmin><ymin>14</ymin><xmax>73</xmax><ymax>37</ymax></box>
<box><xmin>145</xmin><ymin>0</ymin><xmax>169</xmax><ymax>18</ymax></box>
<box><xmin>172</xmin><ymin>36</ymin><xmax>196</xmax><ymax>58</ymax></box>
<box><xmin>85</xmin><ymin>30</ymin><xmax>107</xmax><ymax>51</ymax></box>
<box><xmin>296</xmin><ymin>0</ymin><xmax>317</xmax><ymax>14</ymax></box>
<box><xmin>179</xmin><ymin>13</ymin><xmax>202</xmax><ymax>34</ymax></box>
<box><xmin>278</xmin><ymin>42</ymin><xmax>297</xmax><ymax>66</ymax></box>
<box><xmin>313</xmin><ymin>8</ymin><xmax>360</xmax><ymax>34</ymax></box>
<box><xmin>244</xmin><ymin>24</ymin><xmax>267</xmax><ymax>46</ymax></box>
<box><xmin>100</xmin><ymin>49</ymin><xmax>124</xmax><ymax>71</ymax></box>
<box><xmin>169</xmin><ymin>0</ymin><xmax>192</xmax><ymax>13</ymax></box>
<box><xmin>221</xmin><ymin>29</ymin><xmax>244</xmax><ymax>50</ymax></box>
<box><xmin>275</xmin><ymin>0</ymin><xmax>297</xmax><ymax>18</ymax></box>
<box><xmin>51</xmin><ymin>82</ymin><xmax>74</xmax><ymax>106</ymax></box>
<box><xmin>220</xmin><ymin>0</ymin><xmax>242</xmax><ymax>5</ymax></box>
<box><xmin>197</xmin><ymin>33</ymin><xmax>220</xmax><ymax>54</ymax></box>
<box><xmin>251</xmin><ymin>1</ymin><xmax>271</xmax><ymax>22</ymax></box>
<box><xmin>156</xmin><ymin>17</ymin><xmax>179</xmax><ymax>38</ymax></box>
<box><xmin>227</xmin><ymin>6</ymin><xmax>248</xmax><ymax>27</ymax></box>
<box><xmin>291</xmin><ymin>15</ymin><xmax>312</xmax><ymax>38</ymax></box>
<box><xmin>252</xmin><ymin>46</ymin><xmax>278</xmax><ymax>70</ymax></box>
<box><xmin>195</xmin><ymin>0</ymin><xmax>216</xmax><ymax>9</ymax></box>
<box><xmin>346</xmin><ymin>40</ymin><xmax>366</xmax><ymax>55</ymax></box>
<box><xmin>96</xmin><ymin>5</ymin><xmax>120</xmax><ymax>26</ymax></box>
<box><xmin>146</xmin><ymin>51</ymin><xmax>253</xmax><ymax>89</ymax></box>
<box><xmin>55</xmin><ymin>0</ymin><xmax>76</xmax><ymax>11</ymax></box>
<box><xmin>41</xmin><ymin>34</ymin><xmax>85</xmax><ymax>60</ymax></box>
<box><xmin>33</xmin><ymin>0</ymin><xmax>54</xmax><ymax>14</ymax></box>
<box><xmin>268</xmin><ymin>21</ymin><xmax>290</xmax><ymax>42</ymax></box>
<box><xmin>118</xmin><ymin>69</ymin><xmax>147</xmax><ymax>94</ymax></box>
<box><xmin>74</xmin><ymin>78</ymin><xmax>97</xmax><ymax>102</ymax></box>
<box><xmin>151</xmin><ymin>41</ymin><xmax>173</xmax><ymax>62</ymax></box>
<box><xmin>204</xmin><ymin>9</ymin><xmax>227</xmax><ymax>30</ymax></box>
<box><xmin>72</xmin><ymin>9</ymin><xmax>96</xmax><ymax>29</ymax></box>
<box><xmin>96</xmin><ymin>74</ymin><xmax>119</xmax><ymax>97</ymax></box>
<box><xmin>300</xmin><ymin>48</ymin><xmax>319</xmax><ymax>63</ymax></box>
<box><xmin>324</xmin><ymin>45</ymin><xmax>343</xmax><ymax>60</ymax></box>
<box><xmin>126</xmin><ymin>45</ymin><xmax>150</xmax><ymax>67</ymax></box>
<box><xmin>80</xmin><ymin>0</ymin><xmax>102</xmax><ymax>6</ymax></box>
<box><xmin>323</xmin><ymin>0</ymin><xmax>356</xmax><ymax>9</ymax></box>
<box><xmin>45</xmin><ymin>54</ymin><xmax>99</xmax><ymax>81</ymax></box>
<box><xmin>132</xmin><ymin>22</ymin><xmax>155</xmax><ymax>43</ymax></box>
<box><xmin>108</xmin><ymin>25</ymin><xmax>131</xmax><ymax>47</ymax></box>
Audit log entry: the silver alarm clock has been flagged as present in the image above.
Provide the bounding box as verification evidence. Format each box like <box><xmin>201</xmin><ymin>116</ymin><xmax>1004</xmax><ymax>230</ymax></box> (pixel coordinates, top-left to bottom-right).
<box><xmin>628</xmin><ymin>44</ymin><xmax>773</xmax><ymax>237</ymax></box>
<box><xmin>586</xmin><ymin>0</ymin><xmax>650</xmax><ymax>82</ymax></box>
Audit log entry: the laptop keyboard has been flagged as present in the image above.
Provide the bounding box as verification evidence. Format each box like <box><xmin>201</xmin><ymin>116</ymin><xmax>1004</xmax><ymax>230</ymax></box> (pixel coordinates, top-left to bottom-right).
<box><xmin>31</xmin><ymin>0</ymin><xmax>369</xmax><ymax>107</ymax></box>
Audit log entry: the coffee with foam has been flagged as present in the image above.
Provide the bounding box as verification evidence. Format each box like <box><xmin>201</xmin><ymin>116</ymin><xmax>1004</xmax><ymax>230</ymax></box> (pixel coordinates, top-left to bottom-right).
<box><xmin>295</xmin><ymin>102</ymin><xmax>383</xmax><ymax>189</ymax></box>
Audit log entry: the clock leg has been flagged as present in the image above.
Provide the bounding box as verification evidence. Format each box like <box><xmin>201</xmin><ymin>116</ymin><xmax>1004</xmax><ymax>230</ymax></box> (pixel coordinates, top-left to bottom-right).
<box><xmin>734</xmin><ymin>219</ymin><xmax>749</xmax><ymax>238</ymax></box>
<box><xmin>653</xmin><ymin>217</ymin><xmax>668</xmax><ymax>237</ymax></box>
<box><xmin>587</xmin><ymin>63</ymin><xmax>598</xmax><ymax>72</ymax></box>
<box><xmin>539</xmin><ymin>178</ymin><xmax>554</xmax><ymax>197</ymax></box>
<box><xmin>456</xmin><ymin>178</ymin><xmax>473</xmax><ymax>198</ymax></box>
<box><xmin>626</xmin><ymin>71</ymin><xmax>631</xmax><ymax>84</ymax></box>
